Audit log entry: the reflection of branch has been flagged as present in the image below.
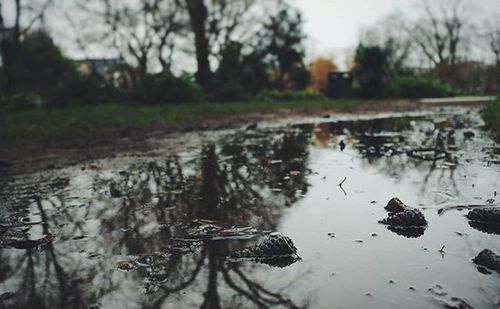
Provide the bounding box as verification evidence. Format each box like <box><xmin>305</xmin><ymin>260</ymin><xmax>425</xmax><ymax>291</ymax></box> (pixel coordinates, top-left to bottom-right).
<box><xmin>232</xmin><ymin>267</ymin><xmax>302</xmax><ymax>308</ymax></box>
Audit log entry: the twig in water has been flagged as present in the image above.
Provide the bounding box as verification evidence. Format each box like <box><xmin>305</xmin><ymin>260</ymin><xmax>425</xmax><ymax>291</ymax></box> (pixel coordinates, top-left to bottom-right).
<box><xmin>437</xmin><ymin>204</ymin><xmax>499</xmax><ymax>215</ymax></box>
<box><xmin>338</xmin><ymin>177</ymin><xmax>347</xmax><ymax>196</ymax></box>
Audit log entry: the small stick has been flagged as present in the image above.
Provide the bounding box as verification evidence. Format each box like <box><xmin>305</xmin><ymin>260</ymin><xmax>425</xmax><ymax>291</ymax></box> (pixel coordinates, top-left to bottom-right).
<box><xmin>338</xmin><ymin>177</ymin><xmax>347</xmax><ymax>196</ymax></box>
<box><xmin>437</xmin><ymin>204</ymin><xmax>499</xmax><ymax>215</ymax></box>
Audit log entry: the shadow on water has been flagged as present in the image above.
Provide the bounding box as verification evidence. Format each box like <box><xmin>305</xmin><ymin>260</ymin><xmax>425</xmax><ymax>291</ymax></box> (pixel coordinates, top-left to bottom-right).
<box><xmin>1</xmin><ymin>107</ymin><xmax>499</xmax><ymax>308</ymax></box>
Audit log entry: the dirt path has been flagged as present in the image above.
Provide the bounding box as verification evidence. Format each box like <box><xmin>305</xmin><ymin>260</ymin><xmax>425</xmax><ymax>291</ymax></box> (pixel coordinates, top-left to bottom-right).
<box><xmin>0</xmin><ymin>100</ymin><xmax>485</xmax><ymax>176</ymax></box>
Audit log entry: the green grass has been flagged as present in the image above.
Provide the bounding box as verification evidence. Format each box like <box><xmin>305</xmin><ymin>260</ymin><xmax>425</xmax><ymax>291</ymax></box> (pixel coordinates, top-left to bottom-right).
<box><xmin>481</xmin><ymin>98</ymin><xmax>500</xmax><ymax>136</ymax></box>
<box><xmin>0</xmin><ymin>99</ymin><xmax>357</xmax><ymax>139</ymax></box>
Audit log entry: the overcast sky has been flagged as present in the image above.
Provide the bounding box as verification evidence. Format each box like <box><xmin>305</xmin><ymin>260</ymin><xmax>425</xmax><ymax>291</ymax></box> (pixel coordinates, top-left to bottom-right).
<box><xmin>2</xmin><ymin>0</ymin><xmax>499</xmax><ymax>71</ymax></box>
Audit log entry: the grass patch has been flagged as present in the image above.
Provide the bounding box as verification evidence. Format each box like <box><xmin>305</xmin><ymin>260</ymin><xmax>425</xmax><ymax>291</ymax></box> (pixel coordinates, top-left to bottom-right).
<box><xmin>0</xmin><ymin>99</ymin><xmax>357</xmax><ymax>139</ymax></box>
<box><xmin>481</xmin><ymin>98</ymin><xmax>500</xmax><ymax>136</ymax></box>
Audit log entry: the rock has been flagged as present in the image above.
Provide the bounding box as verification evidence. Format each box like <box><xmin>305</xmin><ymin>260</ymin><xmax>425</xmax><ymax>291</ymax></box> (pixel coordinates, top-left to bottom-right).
<box><xmin>473</xmin><ymin>249</ymin><xmax>500</xmax><ymax>274</ymax></box>
<box><xmin>466</xmin><ymin>207</ymin><xmax>500</xmax><ymax>224</ymax></box>
<box><xmin>246</xmin><ymin>123</ymin><xmax>258</xmax><ymax>130</ymax></box>
<box><xmin>466</xmin><ymin>208</ymin><xmax>500</xmax><ymax>235</ymax></box>
<box><xmin>339</xmin><ymin>140</ymin><xmax>346</xmax><ymax>151</ymax></box>
<box><xmin>379</xmin><ymin>209</ymin><xmax>427</xmax><ymax>227</ymax></box>
<box><xmin>379</xmin><ymin>208</ymin><xmax>428</xmax><ymax>238</ymax></box>
<box><xmin>228</xmin><ymin>234</ymin><xmax>300</xmax><ymax>267</ymax></box>
<box><xmin>385</xmin><ymin>197</ymin><xmax>409</xmax><ymax>213</ymax></box>
<box><xmin>463</xmin><ymin>131</ymin><xmax>475</xmax><ymax>138</ymax></box>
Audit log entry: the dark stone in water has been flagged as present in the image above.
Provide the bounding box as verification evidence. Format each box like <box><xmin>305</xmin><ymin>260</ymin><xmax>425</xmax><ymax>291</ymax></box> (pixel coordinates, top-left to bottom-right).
<box><xmin>385</xmin><ymin>197</ymin><xmax>409</xmax><ymax>213</ymax></box>
<box><xmin>476</xmin><ymin>266</ymin><xmax>492</xmax><ymax>275</ymax></box>
<box><xmin>473</xmin><ymin>249</ymin><xmax>500</xmax><ymax>274</ymax></box>
<box><xmin>379</xmin><ymin>209</ymin><xmax>427</xmax><ymax>227</ymax></box>
<box><xmin>386</xmin><ymin>225</ymin><xmax>426</xmax><ymax>238</ymax></box>
<box><xmin>463</xmin><ymin>131</ymin><xmax>475</xmax><ymax>138</ymax></box>
<box><xmin>339</xmin><ymin>140</ymin><xmax>346</xmax><ymax>151</ymax></box>
<box><xmin>379</xmin><ymin>206</ymin><xmax>427</xmax><ymax>238</ymax></box>
<box><xmin>468</xmin><ymin>221</ymin><xmax>500</xmax><ymax>235</ymax></box>
<box><xmin>466</xmin><ymin>207</ymin><xmax>500</xmax><ymax>224</ymax></box>
<box><xmin>229</xmin><ymin>234</ymin><xmax>299</xmax><ymax>261</ymax></box>
<box><xmin>466</xmin><ymin>208</ymin><xmax>500</xmax><ymax>235</ymax></box>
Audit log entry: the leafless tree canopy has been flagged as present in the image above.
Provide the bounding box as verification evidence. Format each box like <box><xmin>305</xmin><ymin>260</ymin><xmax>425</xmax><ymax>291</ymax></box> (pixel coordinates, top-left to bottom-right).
<box><xmin>411</xmin><ymin>0</ymin><xmax>469</xmax><ymax>67</ymax></box>
<box><xmin>483</xmin><ymin>15</ymin><xmax>500</xmax><ymax>64</ymax></box>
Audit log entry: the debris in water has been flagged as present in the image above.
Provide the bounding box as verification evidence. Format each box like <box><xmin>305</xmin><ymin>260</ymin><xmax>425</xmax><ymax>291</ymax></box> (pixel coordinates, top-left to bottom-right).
<box><xmin>116</xmin><ymin>261</ymin><xmax>137</xmax><ymax>272</ymax></box>
<box><xmin>407</xmin><ymin>148</ymin><xmax>447</xmax><ymax>161</ymax></box>
<box><xmin>1</xmin><ymin>233</ymin><xmax>53</xmax><ymax>249</ymax></box>
<box><xmin>228</xmin><ymin>234</ymin><xmax>300</xmax><ymax>267</ymax></box>
<box><xmin>463</xmin><ymin>131</ymin><xmax>475</xmax><ymax>138</ymax></box>
<box><xmin>339</xmin><ymin>140</ymin><xmax>346</xmax><ymax>151</ymax></box>
<box><xmin>338</xmin><ymin>177</ymin><xmax>347</xmax><ymax>196</ymax></box>
<box><xmin>385</xmin><ymin>197</ymin><xmax>409</xmax><ymax>213</ymax></box>
<box><xmin>379</xmin><ymin>201</ymin><xmax>427</xmax><ymax>238</ymax></box>
<box><xmin>473</xmin><ymin>249</ymin><xmax>500</xmax><ymax>274</ymax></box>
<box><xmin>466</xmin><ymin>208</ymin><xmax>500</xmax><ymax>235</ymax></box>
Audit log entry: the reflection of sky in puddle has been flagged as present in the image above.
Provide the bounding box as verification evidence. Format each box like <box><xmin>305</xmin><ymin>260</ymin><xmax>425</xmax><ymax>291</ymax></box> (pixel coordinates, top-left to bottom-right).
<box><xmin>1</xmin><ymin>107</ymin><xmax>499</xmax><ymax>308</ymax></box>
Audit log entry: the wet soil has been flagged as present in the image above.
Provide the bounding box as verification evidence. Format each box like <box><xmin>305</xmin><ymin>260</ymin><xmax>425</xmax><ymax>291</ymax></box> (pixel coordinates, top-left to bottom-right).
<box><xmin>1</xmin><ymin>105</ymin><xmax>499</xmax><ymax>309</ymax></box>
<box><xmin>0</xmin><ymin>100</ymin><xmax>483</xmax><ymax>176</ymax></box>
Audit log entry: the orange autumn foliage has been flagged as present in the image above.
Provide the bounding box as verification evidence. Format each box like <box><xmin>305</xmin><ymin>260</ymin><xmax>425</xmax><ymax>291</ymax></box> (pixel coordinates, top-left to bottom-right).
<box><xmin>309</xmin><ymin>58</ymin><xmax>337</xmax><ymax>94</ymax></box>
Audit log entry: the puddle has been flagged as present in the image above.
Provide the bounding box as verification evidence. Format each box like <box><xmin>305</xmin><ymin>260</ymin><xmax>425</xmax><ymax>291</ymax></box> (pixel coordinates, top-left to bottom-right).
<box><xmin>1</xmin><ymin>106</ymin><xmax>499</xmax><ymax>308</ymax></box>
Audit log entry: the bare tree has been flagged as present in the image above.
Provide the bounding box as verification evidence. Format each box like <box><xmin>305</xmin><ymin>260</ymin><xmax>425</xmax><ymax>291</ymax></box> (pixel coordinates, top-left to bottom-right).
<box><xmin>0</xmin><ymin>0</ymin><xmax>54</xmax><ymax>93</ymax></box>
<box><xmin>411</xmin><ymin>0</ymin><xmax>470</xmax><ymax>67</ymax></box>
<box><xmin>185</xmin><ymin>0</ymin><xmax>262</xmax><ymax>87</ymax></box>
<box><xmin>483</xmin><ymin>15</ymin><xmax>500</xmax><ymax>91</ymax></box>
<box><xmin>360</xmin><ymin>11</ymin><xmax>412</xmax><ymax>72</ymax></box>
<box><xmin>484</xmin><ymin>16</ymin><xmax>500</xmax><ymax>66</ymax></box>
<box><xmin>99</xmin><ymin>0</ymin><xmax>188</xmax><ymax>79</ymax></box>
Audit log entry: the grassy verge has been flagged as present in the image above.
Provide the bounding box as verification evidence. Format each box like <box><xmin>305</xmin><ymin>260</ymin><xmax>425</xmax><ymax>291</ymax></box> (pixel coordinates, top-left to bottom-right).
<box><xmin>481</xmin><ymin>98</ymin><xmax>500</xmax><ymax>136</ymax></box>
<box><xmin>0</xmin><ymin>99</ymin><xmax>357</xmax><ymax>139</ymax></box>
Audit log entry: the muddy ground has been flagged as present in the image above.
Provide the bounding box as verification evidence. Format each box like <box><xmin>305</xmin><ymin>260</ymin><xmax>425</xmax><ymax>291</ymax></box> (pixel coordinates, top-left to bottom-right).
<box><xmin>0</xmin><ymin>100</ymin><xmax>484</xmax><ymax>176</ymax></box>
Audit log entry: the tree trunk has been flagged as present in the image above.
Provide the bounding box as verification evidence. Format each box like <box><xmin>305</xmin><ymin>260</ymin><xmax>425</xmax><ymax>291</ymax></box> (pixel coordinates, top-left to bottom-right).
<box><xmin>186</xmin><ymin>0</ymin><xmax>210</xmax><ymax>87</ymax></box>
<box><xmin>496</xmin><ymin>55</ymin><xmax>500</xmax><ymax>94</ymax></box>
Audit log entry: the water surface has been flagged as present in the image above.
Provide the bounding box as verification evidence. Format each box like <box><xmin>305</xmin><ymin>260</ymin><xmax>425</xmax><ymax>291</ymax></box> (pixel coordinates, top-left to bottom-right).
<box><xmin>1</xmin><ymin>106</ymin><xmax>499</xmax><ymax>308</ymax></box>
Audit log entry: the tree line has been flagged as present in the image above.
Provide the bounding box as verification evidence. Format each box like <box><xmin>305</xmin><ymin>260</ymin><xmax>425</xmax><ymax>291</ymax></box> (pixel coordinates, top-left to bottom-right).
<box><xmin>0</xmin><ymin>0</ymin><xmax>316</xmax><ymax>106</ymax></box>
<box><xmin>355</xmin><ymin>0</ymin><xmax>500</xmax><ymax>98</ymax></box>
<box><xmin>0</xmin><ymin>0</ymin><xmax>498</xmax><ymax>107</ymax></box>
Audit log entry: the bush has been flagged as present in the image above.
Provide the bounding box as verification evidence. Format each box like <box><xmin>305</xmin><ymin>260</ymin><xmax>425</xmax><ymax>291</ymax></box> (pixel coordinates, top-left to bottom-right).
<box><xmin>352</xmin><ymin>45</ymin><xmax>392</xmax><ymax>98</ymax></box>
<box><xmin>2</xmin><ymin>93</ymin><xmax>45</xmax><ymax>110</ymax></box>
<box><xmin>481</xmin><ymin>99</ymin><xmax>500</xmax><ymax>135</ymax></box>
<box><xmin>393</xmin><ymin>75</ymin><xmax>457</xmax><ymax>98</ymax></box>
<box><xmin>132</xmin><ymin>73</ymin><xmax>203</xmax><ymax>104</ymax></box>
<box><xmin>256</xmin><ymin>90</ymin><xmax>326</xmax><ymax>101</ymax></box>
<box><xmin>207</xmin><ymin>80</ymin><xmax>251</xmax><ymax>102</ymax></box>
<box><xmin>11</xmin><ymin>31</ymin><xmax>80</xmax><ymax>106</ymax></box>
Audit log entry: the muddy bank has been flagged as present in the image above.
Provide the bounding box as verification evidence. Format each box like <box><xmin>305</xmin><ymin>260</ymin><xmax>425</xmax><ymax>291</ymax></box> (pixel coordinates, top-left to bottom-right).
<box><xmin>0</xmin><ymin>100</ymin><xmax>486</xmax><ymax>176</ymax></box>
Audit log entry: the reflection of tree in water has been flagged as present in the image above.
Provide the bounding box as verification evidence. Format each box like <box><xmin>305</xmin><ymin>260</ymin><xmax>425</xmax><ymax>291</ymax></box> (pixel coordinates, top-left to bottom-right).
<box><xmin>0</xmin><ymin>128</ymin><xmax>311</xmax><ymax>308</ymax></box>
<box><xmin>343</xmin><ymin>117</ymin><xmax>463</xmax><ymax>201</ymax></box>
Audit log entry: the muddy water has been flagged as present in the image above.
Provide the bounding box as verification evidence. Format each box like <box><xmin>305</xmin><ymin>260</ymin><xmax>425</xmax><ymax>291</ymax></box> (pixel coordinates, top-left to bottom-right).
<box><xmin>0</xmin><ymin>106</ymin><xmax>499</xmax><ymax>309</ymax></box>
